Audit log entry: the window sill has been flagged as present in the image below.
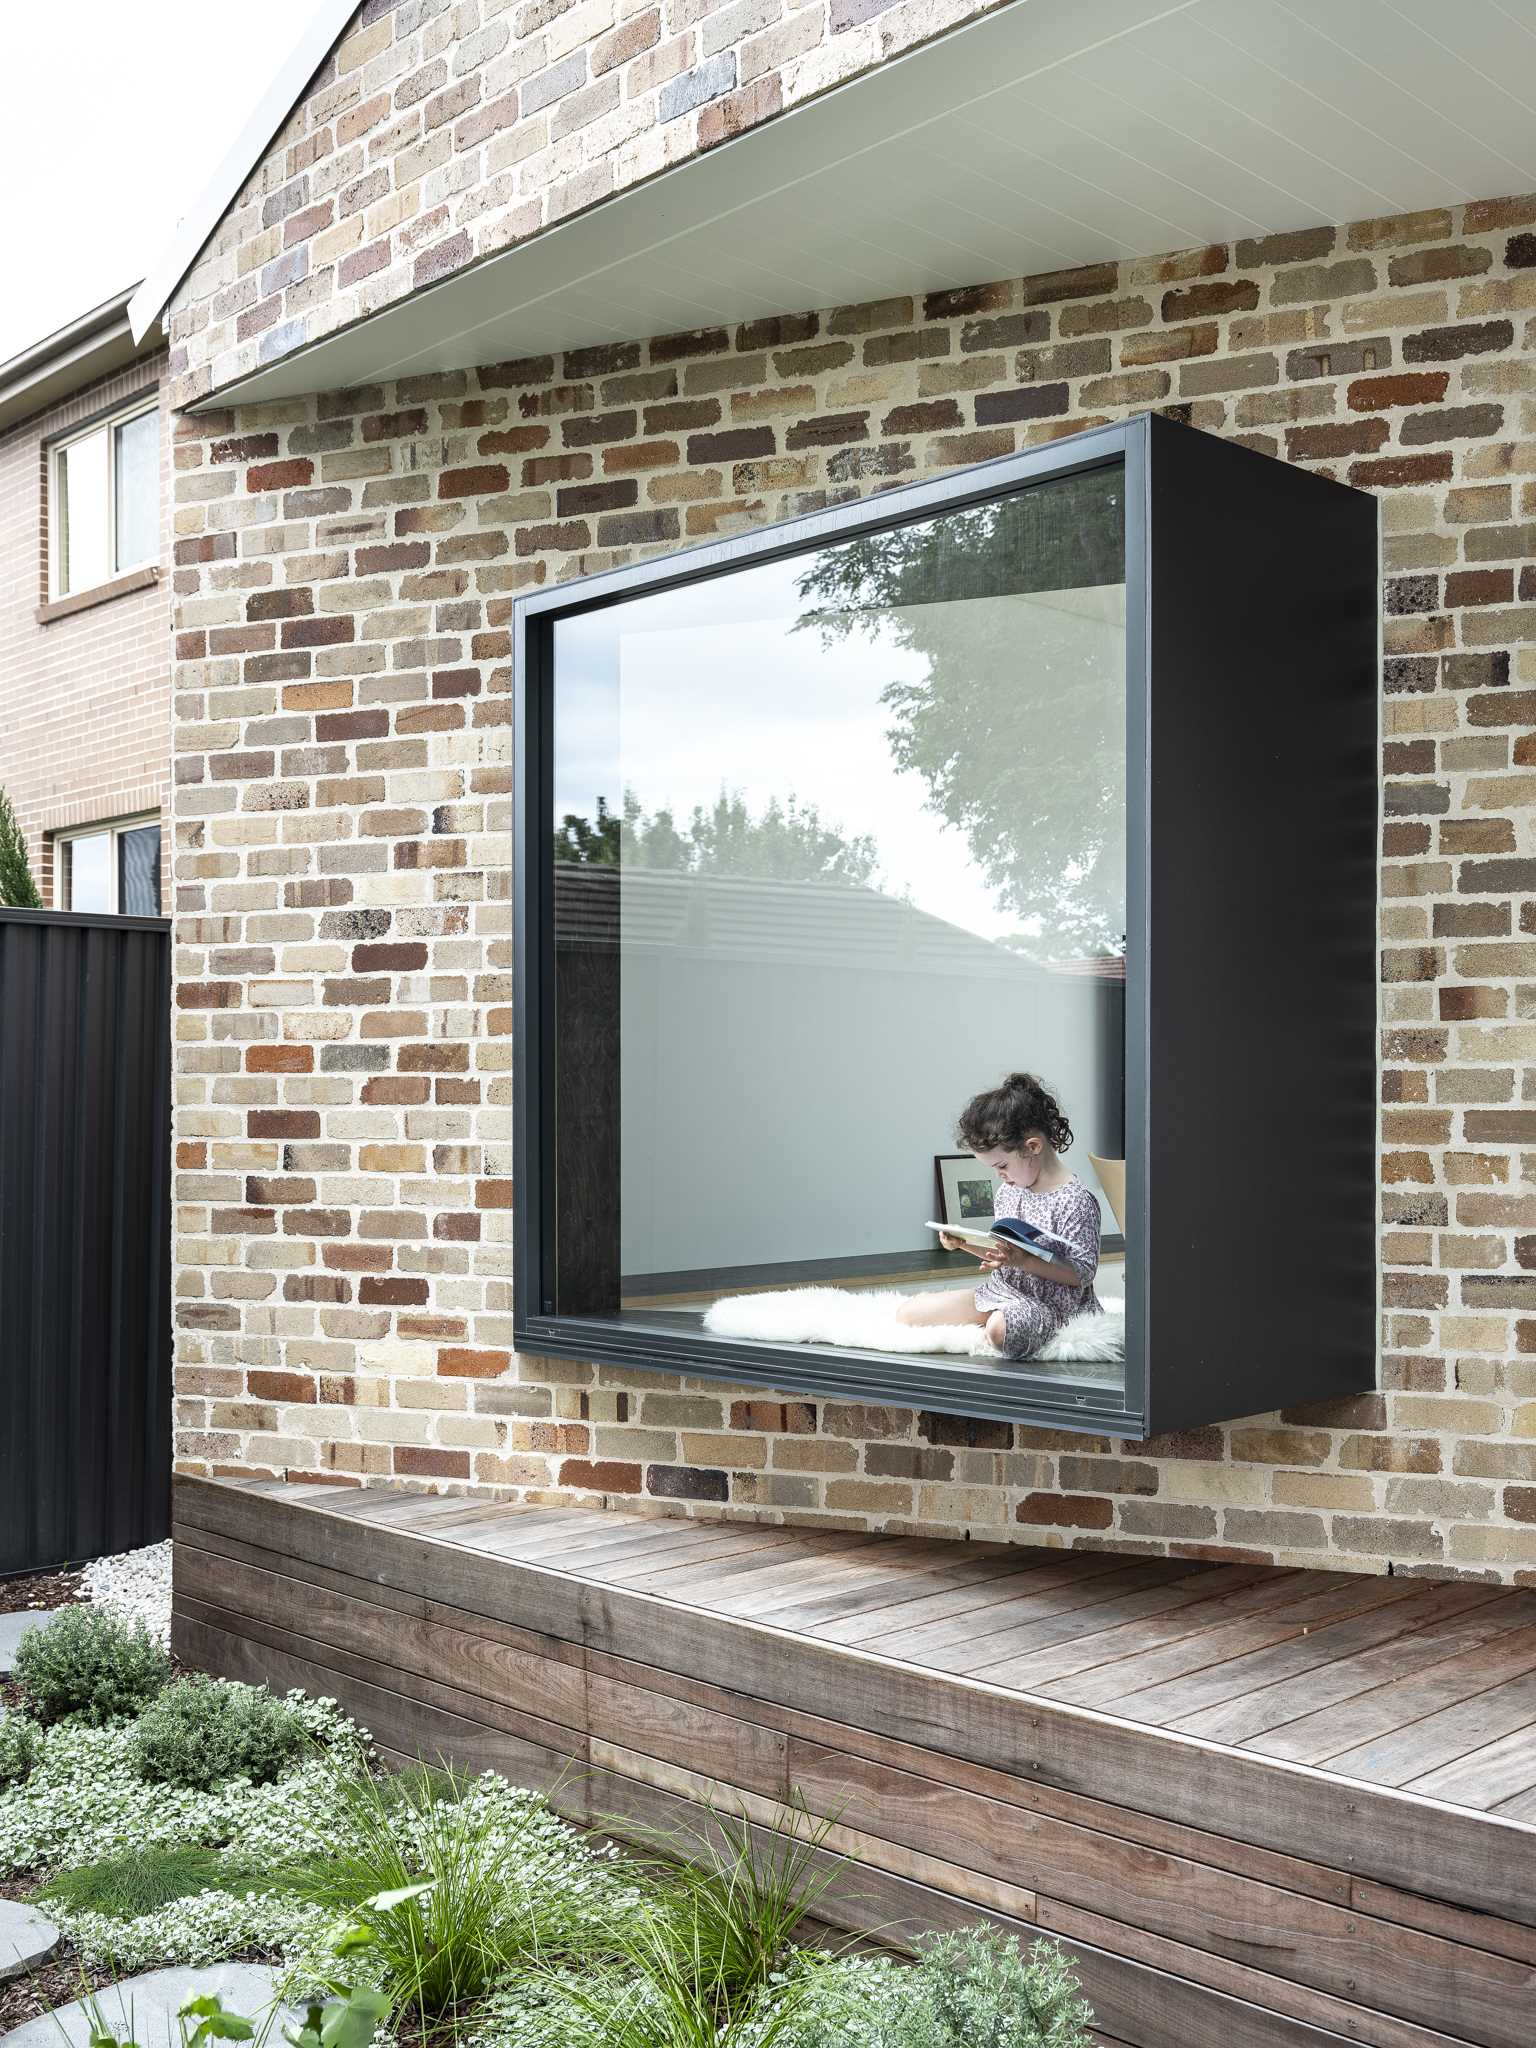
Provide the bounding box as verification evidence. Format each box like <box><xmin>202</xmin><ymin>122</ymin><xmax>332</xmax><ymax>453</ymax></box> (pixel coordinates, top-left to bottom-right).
<box><xmin>37</xmin><ymin>563</ymin><xmax>159</xmax><ymax>625</ymax></box>
<box><xmin>515</xmin><ymin>1310</ymin><xmax>1140</xmax><ymax>1435</ymax></box>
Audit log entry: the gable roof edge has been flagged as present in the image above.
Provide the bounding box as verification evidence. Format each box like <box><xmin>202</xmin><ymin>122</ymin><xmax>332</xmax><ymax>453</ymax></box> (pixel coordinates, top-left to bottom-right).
<box><xmin>128</xmin><ymin>0</ymin><xmax>364</xmax><ymax>346</ymax></box>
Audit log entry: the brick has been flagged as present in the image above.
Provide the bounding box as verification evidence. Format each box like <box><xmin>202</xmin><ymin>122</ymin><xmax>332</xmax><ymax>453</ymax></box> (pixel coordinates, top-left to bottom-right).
<box><xmin>1401</xmin><ymin>320</ymin><xmax>1515</xmax><ymax>362</ymax></box>
<box><xmin>559</xmin><ymin>1459</ymin><xmax>643</xmax><ymax>1494</ymax></box>
<box><xmin>648</xmin><ymin>1463</ymin><xmax>729</xmax><ymax>1500</ymax></box>
<box><xmin>248</xmin><ymin>458</ymin><xmax>314</xmax><ymax>491</ymax></box>
<box><xmin>1349</xmin><ymin>374</ymin><xmax>1452</xmax><ymax>414</ymax></box>
<box><xmin>1399</xmin><ymin>404</ymin><xmax>1504</xmax><ymax>445</ymax></box>
<box><xmin>1017</xmin><ymin>1492</ymin><xmax>1114</xmax><ymax>1530</ymax></box>
<box><xmin>1286</xmin><ymin>337</ymin><xmax>1393</xmax><ymax>382</ymax></box>
<box><xmin>975</xmin><ymin>385</ymin><xmax>1070</xmax><ymax>425</ymax></box>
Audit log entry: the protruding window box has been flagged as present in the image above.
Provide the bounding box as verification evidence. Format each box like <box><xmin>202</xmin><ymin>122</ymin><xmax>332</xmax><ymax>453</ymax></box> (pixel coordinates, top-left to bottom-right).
<box><xmin>514</xmin><ymin>414</ymin><xmax>1379</xmax><ymax>1436</ymax></box>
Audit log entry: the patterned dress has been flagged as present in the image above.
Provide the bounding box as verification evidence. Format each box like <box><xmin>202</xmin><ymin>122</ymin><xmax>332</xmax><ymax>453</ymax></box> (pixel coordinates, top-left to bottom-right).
<box><xmin>974</xmin><ymin>1174</ymin><xmax>1102</xmax><ymax>1360</ymax></box>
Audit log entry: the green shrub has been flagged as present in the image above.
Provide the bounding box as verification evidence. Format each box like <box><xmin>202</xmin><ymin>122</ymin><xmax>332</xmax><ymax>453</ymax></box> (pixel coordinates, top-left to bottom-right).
<box><xmin>286</xmin><ymin>1761</ymin><xmax>613</xmax><ymax>2027</ymax></box>
<box><xmin>12</xmin><ymin>1607</ymin><xmax>169</xmax><ymax>1726</ymax></box>
<box><xmin>913</xmin><ymin>1929</ymin><xmax>1094</xmax><ymax>2048</ymax></box>
<box><xmin>780</xmin><ymin>1932</ymin><xmax>1094</xmax><ymax>2048</ymax></box>
<box><xmin>0</xmin><ymin>1714</ymin><xmax>40</xmax><ymax>1788</ymax></box>
<box><xmin>35</xmin><ymin>1844</ymin><xmax>285</xmax><ymax>1920</ymax></box>
<box><xmin>128</xmin><ymin>1677</ymin><xmax>308</xmax><ymax>1791</ymax></box>
<box><xmin>619</xmin><ymin>1797</ymin><xmax>847</xmax><ymax>2019</ymax></box>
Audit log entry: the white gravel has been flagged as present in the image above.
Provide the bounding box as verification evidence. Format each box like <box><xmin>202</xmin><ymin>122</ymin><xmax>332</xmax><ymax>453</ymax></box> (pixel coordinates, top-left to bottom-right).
<box><xmin>80</xmin><ymin>1540</ymin><xmax>172</xmax><ymax>1647</ymax></box>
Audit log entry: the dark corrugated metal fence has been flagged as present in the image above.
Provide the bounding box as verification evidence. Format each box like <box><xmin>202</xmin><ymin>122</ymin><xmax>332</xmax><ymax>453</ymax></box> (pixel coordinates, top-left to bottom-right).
<box><xmin>0</xmin><ymin>909</ymin><xmax>171</xmax><ymax>1575</ymax></box>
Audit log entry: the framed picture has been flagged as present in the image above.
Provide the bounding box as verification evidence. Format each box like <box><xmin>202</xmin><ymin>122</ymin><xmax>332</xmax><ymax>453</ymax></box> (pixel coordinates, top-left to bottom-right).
<box><xmin>935</xmin><ymin>1154</ymin><xmax>996</xmax><ymax>1228</ymax></box>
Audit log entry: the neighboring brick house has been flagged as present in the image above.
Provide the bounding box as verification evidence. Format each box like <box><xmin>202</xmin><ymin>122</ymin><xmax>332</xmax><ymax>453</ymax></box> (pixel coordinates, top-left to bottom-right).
<box><xmin>0</xmin><ymin>291</ymin><xmax>171</xmax><ymax>912</ymax></box>
<box><xmin>134</xmin><ymin>0</ymin><xmax>1536</xmax><ymax>1580</ymax></box>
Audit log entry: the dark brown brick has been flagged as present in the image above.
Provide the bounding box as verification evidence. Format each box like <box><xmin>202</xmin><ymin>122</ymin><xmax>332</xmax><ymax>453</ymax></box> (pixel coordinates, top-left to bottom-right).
<box><xmin>924</xmin><ymin>282</ymin><xmax>1012</xmax><ymax>320</ymax></box>
<box><xmin>1346</xmin><ymin>371</ymin><xmax>1449</xmax><ymax>410</ymax></box>
<box><xmin>651</xmin><ymin>327</ymin><xmax>730</xmax><ymax>363</ymax></box>
<box><xmin>729</xmin><ymin>1400</ymin><xmax>817</xmax><ymax>1433</ymax></box>
<box><xmin>1445</xmin><ymin>568</ymin><xmax>1513</xmax><ymax>608</ymax></box>
<box><xmin>918</xmin><ymin>1411</ymin><xmax>1011</xmax><ymax>1449</ymax></box>
<box><xmin>785</xmin><ymin>413</ymin><xmax>869</xmax><ymax>450</ymax></box>
<box><xmin>556</xmin><ymin>479</ymin><xmax>638</xmax><ymax>514</ymax></box>
<box><xmin>559</xmin><ymin>1458</ymin><xmax>643</xmax><ymax>1494</ymax></box>
<box><xmin>647</xmin><ymin>1463</ymin><xmax>729</xmax><ymax>1500</ymax></box>
<box><xmin>1349</xmin><ymin>451</ymin><xmax>1455</xmax><ymax>488</ymax></box>
<box><xmin>1017</xmin><ymin>1491</ymin><xmax>1113</xmax><ymax>1530</ymax></box>
<box><xmin>353</xmin><ymin>942</ymin><xmax>428</xmax><ymax>971</ymax></box>
<box><xmin>975</xmin><ymin>384</ymin><xmax>1069</xmax><ymax>425</ymax></box>
<box><xmin>1401</xmin><ymin>320</ymin><xmax>1515</xmax><ymax>362</ymax></box>
<box><xmin>1161</xmin><ymin>279</ymin><xmax>1259</xmax><ymax>320</ymax></box>
<box><xmin>247</xmin><ymin>588</ymin><xmax>314</xmax><ymax>621</ymax></box>
<box><xmin>394</xmin><ymin>1446</ymin><xmax>470</xmax><ymax>1479</ymax></box>
<box><xmin>439</xmin><ymin>464</ymin><xmax>510</xmax><ymax>498</ymax></box>
<box><xmin>687</xmin><ymin>427</ymin><xmax>774</xmax><ymax>461</ymax></box>
<box><xmin>1285</xmin><ymin>419</ymin><xmax>1389</xmax><ymax>460</ymax></box>
<box><xmin>881</xmin><ymin>400</ymin><xmax>963</xmax><ymax>434</ymax></box>
<box><xmin>1018</xmin><ymin>263</ymin><xmax>1118</xmax><ymax>306</ymax></box>
<box><xmin>248</xmin><ymin>458</ymin><xmax>314</xmax><ymax>491</ymax></box>
<box><xmin>362</xmin><ymin>408</ymin><xmax>429</xmax><ymax>442</ymax></box>
<box><xmin>1399</xmin><ymin>404</ymin><xmax>1504</xmax><ymax>445</ymax></box>
<box><xmin>248</xmin><ymin>1110</ymin><xmax>321</xmax><ymax>1139</ymax></box>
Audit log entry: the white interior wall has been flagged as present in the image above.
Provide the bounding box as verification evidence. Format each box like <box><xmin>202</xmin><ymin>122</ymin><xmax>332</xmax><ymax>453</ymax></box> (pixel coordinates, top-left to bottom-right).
<box><xmin>620</xmin><ymin>886</ymin><xmax>1120</xmax><ymax>1277</ymax></box>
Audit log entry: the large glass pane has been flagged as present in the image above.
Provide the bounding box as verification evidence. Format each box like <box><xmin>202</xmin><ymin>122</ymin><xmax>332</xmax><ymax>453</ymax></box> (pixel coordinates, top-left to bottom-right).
<box><xmin>114</xmin><ymin>409</ymin><xmax>159</xmax><ymax>571</ymax></box>
<box><xmin>549</xmin><ymin>464</ymin><xmax>1127</xmax><ymax>1393</ymax></box>
<box><xmin>118</xmin><ymin>823</ymin><xmax>161</xmax><ymax>915</ymax></box>
<box><xmin>58</xmin><ymin>429</ymin><xmax>110</xmax><ymax>595</ymax></box>
<box><xmin>67</xmin><ymin>832</ymin><xmax>112</xmax><ymax>913</ymax></box>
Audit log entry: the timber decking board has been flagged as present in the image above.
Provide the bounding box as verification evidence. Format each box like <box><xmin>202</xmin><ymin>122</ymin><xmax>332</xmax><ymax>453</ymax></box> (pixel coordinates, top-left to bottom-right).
<box><xmin>973</xmin><ymin>1568</ymin><xmax>1327</xmax><ymax>1690</ymax></box>
<box><xmin>1249</xmin><ymin>1622</ymin><xmax>1536</xmax><ymax>1768</ymax></box>
<box><xmin>1068</xmin><ymin>1582</ymin><xmax>1502</xmax><ymax>1730</ymax></box>
<box><xmin>1408</xmin><ymin>1720</ymin><xmax>1536</xmax><ymax>1810</ymax></box>
<box><xmin>171</xmin><ymin>1479</ymin><xmax>1536</xmax><ymax>1937</ymax></box>
<box><xmin>172</xmin><ymin>1480</ymin><xmax>1536</xmax><ymax>2048</ymax></box>
<box><xmin>1166</xmin><ymin>1588</ymin><xmax>1536</xmax><ymax>1747</ymax></box>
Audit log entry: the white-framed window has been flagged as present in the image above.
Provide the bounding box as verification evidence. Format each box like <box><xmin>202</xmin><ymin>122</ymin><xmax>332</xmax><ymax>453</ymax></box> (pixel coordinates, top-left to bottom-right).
<box><xmin>57</xmin><ymin>815</ymin><xmax>161</xmax><ymax>916</ymax></box>
<box><xmin>48</xmin><ymin>396</ymin><xmax>159</xmax><ymax>600</ymax></box>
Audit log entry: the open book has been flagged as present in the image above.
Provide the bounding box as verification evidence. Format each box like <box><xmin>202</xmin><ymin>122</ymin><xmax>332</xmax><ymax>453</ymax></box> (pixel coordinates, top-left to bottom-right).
<box><xmin>925</xmin><ymin>1217</ymin><xmax>1078</xmax><ymax>1260</ymax></box>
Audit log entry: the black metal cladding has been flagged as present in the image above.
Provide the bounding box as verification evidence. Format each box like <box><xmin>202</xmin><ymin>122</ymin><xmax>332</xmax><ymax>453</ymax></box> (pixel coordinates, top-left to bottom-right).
<box><xmin>0</xmin><ymin>909</ymin><xmax>171</xmax><ymax>1576</ymax></box>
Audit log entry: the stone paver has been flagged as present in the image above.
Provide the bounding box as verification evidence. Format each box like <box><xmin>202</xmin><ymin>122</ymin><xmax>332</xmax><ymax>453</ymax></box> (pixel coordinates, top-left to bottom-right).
<box><xmin>0</xmin><ymin>1613</ymin><xmax>57</xmax><ymax>1676</ymax></box>
<box><xmin>0</xmin><ymin>1901</ymin><xmax>59</xmax><ymax>1983</ymax></box>
<box><xmin>2</xmin><ymin>1963</ymin><xmax>293</xmax><ymax>2048</ymax></box>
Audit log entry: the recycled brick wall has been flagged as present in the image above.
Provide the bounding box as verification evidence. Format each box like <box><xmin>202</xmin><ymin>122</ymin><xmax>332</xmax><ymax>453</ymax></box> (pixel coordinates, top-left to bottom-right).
<box><xmin>170</xmin><ymin>194</ymin><xmax>1536</xmax><ymax>1581</ymax></box>
<box><xmin>0</xmin><ymin>354</ymin><xmax>172</xmax><ymax>906</ymax></box>
<box><xmin>167</xmin><ymin>0</ymin><xmax>1001</xmax><ymax>408</ymax></box>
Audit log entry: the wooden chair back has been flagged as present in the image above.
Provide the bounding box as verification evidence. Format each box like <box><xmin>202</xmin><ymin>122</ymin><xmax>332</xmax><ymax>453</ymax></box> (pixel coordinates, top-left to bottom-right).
<box><xmin>1088</xmin><ymin>1152</ymin><xmax>1127</xmax><ymax>1235</ymax></box>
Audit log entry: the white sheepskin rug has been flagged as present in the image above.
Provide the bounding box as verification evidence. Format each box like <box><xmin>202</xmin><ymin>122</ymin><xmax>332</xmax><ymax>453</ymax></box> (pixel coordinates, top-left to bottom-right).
<box><xmin>703</xmin><ymin>1287</ymin><xmax>1125</xmax><ymax>1367</ymax></box>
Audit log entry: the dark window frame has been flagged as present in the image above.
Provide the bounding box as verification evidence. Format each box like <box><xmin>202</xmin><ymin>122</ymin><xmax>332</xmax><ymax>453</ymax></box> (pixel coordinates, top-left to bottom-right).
<box><xmin>513</xmin><ymin>413</ymin><xmax>1381</xmax><ymax>1438</ymax></box>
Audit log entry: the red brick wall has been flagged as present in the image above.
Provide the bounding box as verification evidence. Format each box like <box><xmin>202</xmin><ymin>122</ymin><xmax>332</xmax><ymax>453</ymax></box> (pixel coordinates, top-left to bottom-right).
<box><xmin>0</xmin><ymin>353</ymin><xmax>172</xmax><ymax>905</ymax></box>
<box><xmin>169</xmin><ymin>198</ymin><xmax>1536</xmax><ymax>1581</ymax></box>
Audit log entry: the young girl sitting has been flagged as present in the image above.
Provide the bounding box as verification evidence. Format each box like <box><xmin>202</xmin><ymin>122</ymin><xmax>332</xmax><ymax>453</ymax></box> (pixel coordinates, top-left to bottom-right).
<box><xmin>897</xmin><ymin>1071</ymin><xmax>1101</xmax><ymax>1360</ymax></box>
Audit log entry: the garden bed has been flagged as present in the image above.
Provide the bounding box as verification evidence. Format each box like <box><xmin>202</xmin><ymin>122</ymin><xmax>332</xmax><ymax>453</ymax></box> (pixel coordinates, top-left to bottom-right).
<box><xmin>0</xmin><ymin>1584</ymin><xmax>1097</xmax><ymax>2047</ymax></box>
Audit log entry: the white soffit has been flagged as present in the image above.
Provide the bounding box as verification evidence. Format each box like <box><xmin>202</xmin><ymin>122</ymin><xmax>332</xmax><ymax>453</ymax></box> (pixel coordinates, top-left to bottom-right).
<box><xmin>197</xmin><ymin>0</ymin><xmax>1536</xmax><ymax>411</ymax></box>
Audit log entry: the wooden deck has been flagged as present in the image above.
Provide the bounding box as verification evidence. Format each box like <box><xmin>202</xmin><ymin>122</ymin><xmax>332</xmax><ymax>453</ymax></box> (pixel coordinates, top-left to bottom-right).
<box><xmin>174</xmin><ymin>1476</ymin><xmax>1536</xmax><ymax>2048</ymax></box>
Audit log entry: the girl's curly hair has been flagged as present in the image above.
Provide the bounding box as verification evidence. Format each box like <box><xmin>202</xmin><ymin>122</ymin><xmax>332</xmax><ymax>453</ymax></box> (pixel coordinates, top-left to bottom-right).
<box><xmin>957</xmin><ymin>1072</ymin><xmax>1073</xmax><ymax>1156</ymax></box>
